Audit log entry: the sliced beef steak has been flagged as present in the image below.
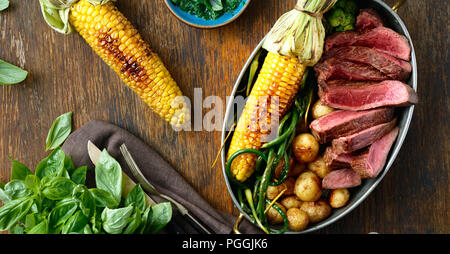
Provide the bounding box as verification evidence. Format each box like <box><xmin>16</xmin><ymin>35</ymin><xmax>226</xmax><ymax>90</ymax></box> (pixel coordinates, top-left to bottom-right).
<box><xmin>323</xmin><ymin>46</ymin><xmax>412</xmax><ymax>80</ymax></box>
<box><xmin>356</xmin><ymin>8</ymin><xmax>384</xmax><ymax>31</ymax></box>
<box><xmin>319</xmin><ymin>80</ymin><xmax>418</xmax><ymax>111</ymax></box>
<box><xmin>323</xmin><ymin>146</ymin><xmax>353</xmax><ymax>169</ymax></box>
<box><xmin>332</xmin><ymin>118</ymin><xmax>397</xmax><ymax>154</ymax></box>
<box><xmin>310</xmin><ymin>108</ymin><xmax>394</xmax><ymax>144</ymax></box>
<box><xmin>325</xmin><ymin>27</ymin><xmax>411</xmax><ymax>61</ymax></box>
<box><xmin>322</xmin><ymin>168</ymin><xmax>361</xmax><ymax>189</ymax></box>
<box><xmin>314</xmin><ymin>57</ymin><xmax>389</xmax><ymax>83</ymax></box>
<box><xmin>351</xmin><ymin>127</ymin><xmax>400</xmax><ymax>178</ymax></box>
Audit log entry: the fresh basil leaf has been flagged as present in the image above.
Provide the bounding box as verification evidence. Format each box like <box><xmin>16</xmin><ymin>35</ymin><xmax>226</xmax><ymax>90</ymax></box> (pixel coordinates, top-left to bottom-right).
<box><xmin>89</xmin><ymin>188</ymin><xmax>118</xmax><ymax>208</ymax></box>
<box><xmin>42</xmin><ymin>177</ymin><xmax>76</xmax><ymax>200</ymax></box>
<box><xmin>46</xmin><ymin>112</ymin><xmax>72</xmax><ymax>151</ymax></box>
<box><xmin>0</xmin><ymin>0</ymin><xmax>9</xmax><ymax>11</ymax></box>
<box><xmin>124</xmin><ymin>184</ymin><xmax>146</xmax><ymax>212</ymax></box>
<box><xmin>90</xmin><ymin>207</ymin><xmax>103</xmax><ymax>234</ymax></box>
<box><xmin>24</xmin><ymin>175</ymin><xmax>41</xmax><ymax>195</ymax></box>
<box><xmin>138</xmin><ymin>205</ymin><xmax>152</xmax><ymax>234</ymax></box>
<box><xmin>64</xmin><ymin>155</ymin><xmax>76</xmax><ymax>176</ymax></box>
<box><xmin>145</xmin><ymin>202</ymin><xmax>172</xmax><ymax>234</ymax></box>
<box><xmin>101</xmin><ymin>205</ymin><xmax>133</xmax><ymax>234</ymax></box>
<box><xmin>27</xmin><ymin>219</ymin><xmax>48</xmax><ymax>234</ymax></box>
<box><xmin>47</xmin><ymin>198</ymin><xmax>78</xmax><ymax>233</ymax></box>
<box><xmin>83</xmin><ymin>224</ymin><xmax>93</xmax><ymax>234</ymax></box>
<box><xmin>95</xmin><ymin>150</ymin><xmax>122</xmax><ymax>204</ymax></box>
<box><xmin>4</xmin><ymin>180</ymin><xmax>32</xmax><ymax>200</ymax></box>
<box><xmin>123</xmin><ymin>207</ymin><xmax>141</xmax><ymax>234</ymax></box>
<box><xmin>35</xmin><ymin>147</ymin><xmax>66</xmax><ymax>179</ymax></box>
<box><xmin>10</xmin><ymin>223</ymin><xmax>25</xmax><ymax>234</ymax></box>
<box><xmin>24</xmin><ymin>213</ymin><xmax>40</xmax><ymax>232</ymax></box>
<box><xmin>0</xmin><ymin>186</ymin><xmax>11</xmax><ymax>203</ymax></box>
<box><xmin>73</xmin><ymin>186</ymin><xmax>95</xmax><ymax>218</ymax></box>
<box><xmin>40</xmin><ymin>197</ymin><xmax>56</xmax><ymax>215</ymax></box>
<box><xmin>0</xmin><ymin>182</ymin><xmax>4</xmax><ymax>189</ymax></box>
<box><xmin>62</xmin><ymin>210</ymin><xmax>89</xmax><ymax>234</ymax></box>
<box><xmin>0</xmin><ymin>59</ymin><xmax>27</xmax><ymax>85</ymax></box>
<box><xmin>71</xmin><ymin>166</ymin><xmax>88</xmax><ymax>185</ymax></box>
<box><xmin>0</xmin><ymin>197</ymin><xmax>34</xmax><ymax>231</ymax></box>
<box><xmin>9</xmin><ymin>157</ymin><xmax>32</xmax><ymax>181</ymax></box>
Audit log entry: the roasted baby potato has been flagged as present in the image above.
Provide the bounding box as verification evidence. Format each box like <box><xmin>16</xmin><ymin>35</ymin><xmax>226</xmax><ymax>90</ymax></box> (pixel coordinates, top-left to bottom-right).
<box><xmin>281</xmin><ymin>196</ymin><xmax>303</xmax><ymax>210</ymax></box>
<box><xmin>329</xmin><ymin>188</ymin><xmax>350</xmax><ymax>208</ymax></box>
<box><xmin>311</xmin><ymin>99</ymin><xmax>335</xmax><ymax>119</ymax></box>
<box><xmin>292</xmin><ymin>133</ymin><xmax>320</xmax><ymax>163</ymax></box>
<box><xmin>287</xmin><ymin>208</ymin><xmax>309</xmax><ymax>231</ymax></box>
<box><xmin>266</xmin><ymin>202</ymin><xmax>286</xmax><ymax>225</ymax></box>
<box><xmin>307</xmin><ymin>156</ymin><xmax>331</xmax><ymax>178</ymax></box>
<box><xmin>266</xmin><ymin>185</ymin><xmax>284</xmax><ymax>200</ymax></box>
<box><xmin>294</xmin><ymin>171</ymin><xmax>322</xmax><ymax>202</ymax></box>
<box><xmin>266</xmin><ymin>177</ymin><xmax>295</xmax><ymax>200</ymax></box>
<box><xmin>300</xmin><ymin>200</ymin><xmax>332</xmax><ymax>223</ymax></box>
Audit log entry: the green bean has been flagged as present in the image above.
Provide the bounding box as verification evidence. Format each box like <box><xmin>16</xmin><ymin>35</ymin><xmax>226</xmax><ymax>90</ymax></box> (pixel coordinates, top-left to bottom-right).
<box><xmin>237</xmin><ymin>188</ymin><xmax>251</xmax><ymax>214</ymax></box>
<box><xmin>245</xmin><ymin>189</ymin><xmax>269</xmax><ymax>234</ymax></box>
<box><xmin>256</xmin><ymin>149</ymin><xmax>276</xmax><ymax>222</ymax></box>
<box><xmin>265</xmin><ymin>198</ymin><xmax>288</xmax><ymax>234</ymax></box>
<box><xmin>261</xmin><ymin>110</ymin><xmax>299</xmax><ymax>149</ymax></box>
<box><xmin>226</xmin><ymin>148</ymin><xmax>268</xmax><ymax>189</ymax></box>
<box><xmin>269</xmin><ymin>153</ymin><xmax>290</xmax><ymax>186</ymax></box>
<box><xmin>277</xmin><ymin>111</ymin><xmax>292</xmax><ymax>136</ymax></box>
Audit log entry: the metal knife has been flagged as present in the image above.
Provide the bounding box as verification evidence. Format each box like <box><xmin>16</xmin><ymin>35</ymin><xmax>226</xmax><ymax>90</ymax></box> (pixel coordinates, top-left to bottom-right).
<box><xmin>87</xmin><ymin>140</ymin><xmax>186</xmax><ymax>234</ymax></box>
<box><xmin>118</xmin><ymin>143</ymin><xmax>212</xmax><ymax>235</ymax></box>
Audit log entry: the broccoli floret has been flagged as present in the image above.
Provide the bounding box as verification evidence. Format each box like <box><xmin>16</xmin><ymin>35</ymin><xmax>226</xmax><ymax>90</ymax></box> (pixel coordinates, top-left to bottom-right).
<box><xmin>325</xmin><ymin>0</ymin><xmax>359</xmax><ymax>33</ymax></box>
<box><xmin>334</xmin><ymin>0</ymin><xmax>359</xmax><ymax>15</ymax></box>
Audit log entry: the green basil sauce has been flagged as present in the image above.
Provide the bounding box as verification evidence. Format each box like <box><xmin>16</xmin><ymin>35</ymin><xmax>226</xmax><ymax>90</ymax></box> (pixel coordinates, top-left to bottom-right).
<box><xmin>171</xmin><ymin>0</ymin><xmax>243</xmax><ymax>20</ymax></box>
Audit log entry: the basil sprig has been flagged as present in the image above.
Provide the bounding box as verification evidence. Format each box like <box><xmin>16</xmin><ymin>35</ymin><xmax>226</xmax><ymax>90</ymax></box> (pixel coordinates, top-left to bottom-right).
<box><xmin>0</xmin><ymin>114</ymin><xmax>172</xmax><ymax>234</ymax></box>
<box><xmin>0</xmin><ymin>60</ymin><xmax>27</xmax><ymax>85</ymax></box>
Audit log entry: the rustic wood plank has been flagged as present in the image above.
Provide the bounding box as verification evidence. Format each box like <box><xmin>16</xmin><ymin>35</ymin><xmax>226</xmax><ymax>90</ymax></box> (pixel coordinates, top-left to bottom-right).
<box><xmin>0</xmin><ymin>0</ymin><xmax>447</xmax><ymax>233</ymax></box>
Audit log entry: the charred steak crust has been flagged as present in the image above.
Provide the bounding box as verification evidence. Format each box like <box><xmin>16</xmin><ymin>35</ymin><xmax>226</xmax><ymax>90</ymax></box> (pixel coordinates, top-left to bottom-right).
<box><xmin>323</xmin><ymin>46</ymin><xmax>412</xmax><ymax>81</ymax></box>
<box><xmin>331</xmin><ymin>118</ymin><xmax>398</xmax><ymax>154</ymax></box>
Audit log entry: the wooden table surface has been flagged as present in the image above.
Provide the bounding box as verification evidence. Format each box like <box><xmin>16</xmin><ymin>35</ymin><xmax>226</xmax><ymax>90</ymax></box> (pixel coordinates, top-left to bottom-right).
<box><xmin>0</xmin><ymin>0</ymin><xmax>448</xmax><ymax>234</ymax></box>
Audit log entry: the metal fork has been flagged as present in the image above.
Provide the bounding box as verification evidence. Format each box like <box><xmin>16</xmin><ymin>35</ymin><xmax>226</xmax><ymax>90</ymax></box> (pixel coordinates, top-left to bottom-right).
<box><xmin>119</xmin><ymin>144</ymin><xmax>212</xmax><ymax>234</ymax></box>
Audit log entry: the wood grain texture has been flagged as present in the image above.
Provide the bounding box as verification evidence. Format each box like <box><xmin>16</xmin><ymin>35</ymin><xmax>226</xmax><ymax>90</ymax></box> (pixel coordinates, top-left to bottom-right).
<box><xmin>0</xmin><ymin>0</ymin><xmax>447</xmax><ymax>233</ymax></box>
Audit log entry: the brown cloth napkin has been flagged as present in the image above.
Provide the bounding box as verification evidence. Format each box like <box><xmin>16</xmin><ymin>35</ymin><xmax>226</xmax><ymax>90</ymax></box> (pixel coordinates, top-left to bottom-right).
<box><xmin>61</xmin><ymin>120</ymin><xmax>262</xmax><ymax>234</ymax></box>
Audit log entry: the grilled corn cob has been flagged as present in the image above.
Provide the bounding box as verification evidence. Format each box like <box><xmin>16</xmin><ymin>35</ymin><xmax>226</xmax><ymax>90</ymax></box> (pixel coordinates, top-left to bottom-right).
<box><xmin>227</xmin><ymin>53</ymin><xmax>306</xmax><ymax>181</ymax></box>
<box><xmin>227</xmin><ymin>0</ymin><xmax>337</xmax><ymax>182</ymax></box>
<box><xmin>41</xmin><ymin>0</ymin><xmax>189</xmax><ymax>127</ymax></box>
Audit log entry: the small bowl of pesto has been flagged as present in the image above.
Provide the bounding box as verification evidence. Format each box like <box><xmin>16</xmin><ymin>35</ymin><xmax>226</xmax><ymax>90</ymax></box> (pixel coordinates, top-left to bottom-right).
<box><xmin>165</xmin><ymin>0</ymin><xmax>251</xmax><ymax>29</ymax></box>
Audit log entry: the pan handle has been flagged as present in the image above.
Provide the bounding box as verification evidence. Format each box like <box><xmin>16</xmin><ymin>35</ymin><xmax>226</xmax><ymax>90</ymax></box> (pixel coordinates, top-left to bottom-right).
<box><xmin>233</xmin><ymin>213</ymin><xmax>245</xmax><ymax>234</ymax></box>
<box><xmin>392</xmin><ymin>0</ymin><xmax>406</xmax><ymax>13</ymax></box>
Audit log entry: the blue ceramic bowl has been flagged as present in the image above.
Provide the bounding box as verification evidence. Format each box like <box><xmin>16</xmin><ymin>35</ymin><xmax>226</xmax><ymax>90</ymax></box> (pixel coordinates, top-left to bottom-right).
<box><xmin>164</xmin><ymin>0</ymin><xmax>251</xmax><ymax>29</ymax></box>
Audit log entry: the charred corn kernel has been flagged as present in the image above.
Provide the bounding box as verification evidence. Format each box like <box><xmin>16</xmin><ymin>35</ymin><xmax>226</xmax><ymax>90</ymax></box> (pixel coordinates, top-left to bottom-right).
<box><xmin>69</xmin><ymin>0</ymin><xmax>189</xmax><ymax>128</ymax></box>
<box><xmin>227</xmin><ymin>52</ymin><xmax>306</xmax><ymax>182</ymax></box>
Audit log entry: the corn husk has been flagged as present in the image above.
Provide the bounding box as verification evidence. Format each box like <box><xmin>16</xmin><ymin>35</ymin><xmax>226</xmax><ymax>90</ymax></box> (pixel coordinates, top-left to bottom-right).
<box><xmin>38</xmin><ymin>0</ymin><xmax>116</xmax><ymax>34</ymax></box>
<box><xmin>262</xmin><ymin>0</ymin><xmax>338</xmax><ymax>66</ymax></box>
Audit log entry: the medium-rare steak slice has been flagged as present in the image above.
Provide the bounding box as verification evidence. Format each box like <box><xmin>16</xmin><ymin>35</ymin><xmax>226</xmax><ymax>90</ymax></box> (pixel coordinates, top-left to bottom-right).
<box><xmin>351</xmin><ymin>127</ymin><xmax>400</xmax><ymax>179</ymax></box>
<box><xmin>320</xmin><ymin>80</ymin><xmax>418</xmax><ymax>111</ymax></box>
<box><xmin>314</xmin><ymin>57</ymin><xmax>389</xmax><ymax>83</ymax></box>
<box><xmin>322</xmin><ymin>168</ymin><xmax>361</xmax><ymax>189</ymax></box>
<box><xmin>323</xmin><ymin>147</ymin><xmax>353</xmax><ymax>169</ymax></box>
<box><xmin>310</xmin><ymin>108</ymin><xmax>394</xmax><ymax>144</ymax></box>
<box><xmin>332</xmin><ymin>118</ymin><xmax>397</xmax><ymax>154</ymax></box>
<box><xmin>323</xmin><ymin>46</ymin><xmax>412</xmax><ymax>80</ymax></box>
<box><xmin>356</xmin><ymin>9</ymin><xmax>384</xmax><ymax>31</ymax></box>
<box><xmin>325</xmin><ymin>27</ymin><xmax>411</xmax><ymax>61</ymax></box>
